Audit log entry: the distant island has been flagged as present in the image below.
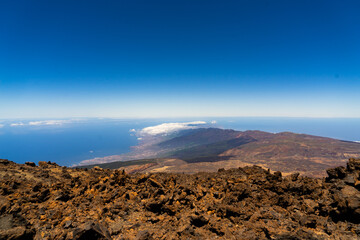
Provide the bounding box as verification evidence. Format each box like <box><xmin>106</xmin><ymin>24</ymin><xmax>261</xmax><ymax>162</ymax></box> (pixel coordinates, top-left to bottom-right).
<box><xmin>77</xmin><ymin>125</ymin><xmax>360</xmax><ymax>177</ymax></box>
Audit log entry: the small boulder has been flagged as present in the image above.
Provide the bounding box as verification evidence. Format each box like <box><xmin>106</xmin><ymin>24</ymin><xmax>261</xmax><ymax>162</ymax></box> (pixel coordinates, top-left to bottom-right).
<box><xmin>343</xmin><ymin>174</ymin><xmax>357</xmax><ymax>186</ymax></box>
<box><xmin>0</xmin><ymin>159</ymin><xmax>10</xmax><ymax>165</ymax></box>
<box><xmin>290</xmin><ymin>172</ymin><xmax>300</xmax><ymax>181</ymax></box>
<box><xmin>38</xmin><ymin>161</ymin><xmax>48</xmax><ymax>167</ymax></box>
<box><xmin>342</xmin><ymin>186</ymin><xmax>360</xmax><ymax>209</ymax></box>
<box><xmin>72</xmin><ymin>222</ymin><xmax>111</xmax><ymax>240</ymax></box>
<box><xmin>148</xmin><ymin>178</ymin><xmax>164</xmax><ymax>188</ymax></box>
<box><xmin>136</xmin><ymin>230</ymin><xmax>153</xmax><ymax>240</ymax></box>
<box><xmin>190</xmin><ymin>215</ymin><xmax>209</xmax><ymax>228</ymax></box>
<box><xmin>64</xmin><ymin>220</ymin><xmax>72</xmax><ymax>229</ymax></box>
<box><xmin>25</xmin><ymin>162</ymin><xmax>36</xmax><ymax>167</ymax></box>
<box><xmin>54</xmin><ymin>191</ymin><xmax>71</xmax><ymax>202</ymax></box>
<box><xmin>0</xmin><ymin>226</ymin><xmax>34</xmax><ymax>240</ymax></box>
<box><xmin>326</xmin><ymin>167</ymin><xmax>346</xmax><ymax>180</ymax></box>
<box><xmin>347</xmin><ymin>158</ymin><xmax>360</xmax><ymax>171</ymax></box>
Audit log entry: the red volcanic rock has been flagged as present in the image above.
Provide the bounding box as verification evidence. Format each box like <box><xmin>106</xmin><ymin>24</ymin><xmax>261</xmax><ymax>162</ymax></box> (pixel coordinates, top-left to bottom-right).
<box><xmin>0</xmin><ymin>159</ymin><xmax>360</xmax><ymax>239</ymax></box>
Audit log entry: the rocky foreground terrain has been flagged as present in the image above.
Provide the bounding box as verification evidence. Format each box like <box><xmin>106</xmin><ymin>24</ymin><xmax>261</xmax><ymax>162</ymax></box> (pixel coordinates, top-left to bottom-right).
<box><xmin>1</xmin><ymin>159</ymin><xmax>360</xmax><ymax>239</ymax></box>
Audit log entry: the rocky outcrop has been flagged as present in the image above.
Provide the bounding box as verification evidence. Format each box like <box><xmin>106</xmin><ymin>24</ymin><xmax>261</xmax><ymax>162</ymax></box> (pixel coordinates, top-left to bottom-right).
<box><xmin>1</xmin><ymin>158</ymin><xmax>360</xmax><ymax>239</ymax></box>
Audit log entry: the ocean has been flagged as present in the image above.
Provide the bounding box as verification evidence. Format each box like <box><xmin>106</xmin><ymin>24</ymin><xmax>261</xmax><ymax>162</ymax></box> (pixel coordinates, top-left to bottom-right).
<box><xmin>0</xmin><ymin>117</ymin><xmax>359</xmax><ymax>166</ymax></box>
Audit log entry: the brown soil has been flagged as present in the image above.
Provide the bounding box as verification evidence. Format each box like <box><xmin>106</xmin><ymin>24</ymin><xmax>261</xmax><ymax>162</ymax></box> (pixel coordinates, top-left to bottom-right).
<box><xmin>1</xmin><ymin>158</ymin><xmax>360</xmax><ymax>239</ymax></box>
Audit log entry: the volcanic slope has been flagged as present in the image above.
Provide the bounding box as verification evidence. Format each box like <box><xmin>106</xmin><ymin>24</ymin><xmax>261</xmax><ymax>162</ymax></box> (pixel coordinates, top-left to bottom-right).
<box><xmin>81</xmin><ymin>128</ymin><xmax>360</xmax><ymax>177</ymax></box>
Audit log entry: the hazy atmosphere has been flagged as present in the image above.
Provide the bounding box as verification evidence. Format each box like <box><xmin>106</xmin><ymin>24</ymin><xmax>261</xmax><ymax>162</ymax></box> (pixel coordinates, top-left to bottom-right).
<box><xmin>1</xmin><ymin>0</ymin><xmax>360</xmax><ymax>118</ymax></box>
<box><xmin>2</xmin><ymin>1</ymin><xmax>360</xmax><ymax>239</ymax></box>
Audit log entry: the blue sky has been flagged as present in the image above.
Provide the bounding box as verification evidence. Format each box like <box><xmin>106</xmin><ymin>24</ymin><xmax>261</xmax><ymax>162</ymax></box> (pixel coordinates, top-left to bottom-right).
<box><xmin>1</xmin><ymin>0</ymin><xmax>360</xmax><ymax>118</ymax></box>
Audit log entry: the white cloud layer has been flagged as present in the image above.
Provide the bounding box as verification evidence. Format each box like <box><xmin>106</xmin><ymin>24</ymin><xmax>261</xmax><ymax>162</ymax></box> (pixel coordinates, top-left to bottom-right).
<box><xmin>10</xmin><ymin>122</ymin><xmax>25</xmax><ymax>127</ymax></box>
<box><xmin>0</xmin><ymin>124</ymin><xmax>4</xmax><ymax>128</ymax></box>
<box><xmin>139</xmin><ymin>121</ymin><xmax>207</xmax><ymax>136</ymax></box>
<box><xmin>10</xmin><ymin>119</ymin><xmax>75</xmax><ymax>127</ymax></box>
<box><xmin>28</xmin><ymin>120</ymin><xmax>72</xmax><ymax>126</ymax></box>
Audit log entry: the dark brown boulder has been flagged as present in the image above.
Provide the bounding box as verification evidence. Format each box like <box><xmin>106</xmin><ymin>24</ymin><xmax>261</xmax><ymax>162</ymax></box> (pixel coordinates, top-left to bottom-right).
<box><xmin>38</xmin><ymin>161</ymin><xmax>48</xmax><ymax>167</ymax></box>
<box><xmin>347</xmin><ymin>158</ymin><xmax>360</xmax><ymax>171</ymax></box>
<box><xmin>0</xmin><ymin>214</ymin><xmax>35</xmax><ymax>240</ymax></box>
<box><xmin>72</xmin><ymin>222</ymin><xmax>111</xmax><ymax>240</ymax></box>
<box><xmin>136</xmin><ymin>230</ymin><xmax>153</xmax><ymax>240</ymax></box>
<box><xmin>0</xmin><ymin>226</ymin><xmax>34</xmax><ymax>240</ymax></box>
<box><xmin>24</xmin><ymin>162</ymin><xmax>36</xmax><ymax>167</ymax></box>
<box><xmin>326</xmin><ymin>166</ymin><xmax>347</xmax><ymax>180</ymax></box>
<box><xmin>0</xmin><ymin>159</ymin><xmax>10</xmax><ymax>165</ymax></box>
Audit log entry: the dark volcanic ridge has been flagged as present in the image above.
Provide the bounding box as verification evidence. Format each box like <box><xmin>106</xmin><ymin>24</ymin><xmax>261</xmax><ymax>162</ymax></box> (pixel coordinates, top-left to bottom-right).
<box><xmin>1</xmin><ymin>158</ymin><xmax>360</xmax><ymax>239</ymax></box>
<box><xmin>79</xmin><ymin>128</ymin><xmax>360</xmax><ymax>178</ymax></box>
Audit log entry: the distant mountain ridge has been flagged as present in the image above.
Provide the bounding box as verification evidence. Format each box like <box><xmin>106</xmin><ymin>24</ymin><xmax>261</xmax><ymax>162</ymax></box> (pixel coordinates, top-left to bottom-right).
<box><xmin>79</xmin><ymin>128</ymin><xmax>360</xmax><ymax>177</ymax></box>
<box><xmin>157</xmin><ymin>128</ymin><xmax>241</xmax><ymax>149</ymax></box>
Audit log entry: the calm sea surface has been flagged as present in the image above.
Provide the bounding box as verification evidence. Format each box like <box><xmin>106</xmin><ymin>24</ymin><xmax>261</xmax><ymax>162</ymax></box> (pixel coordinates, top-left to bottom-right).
<box><xmin>0</xmin><ymin>117</ymin><xmax>359</xmax><ymax>166</ymax></box>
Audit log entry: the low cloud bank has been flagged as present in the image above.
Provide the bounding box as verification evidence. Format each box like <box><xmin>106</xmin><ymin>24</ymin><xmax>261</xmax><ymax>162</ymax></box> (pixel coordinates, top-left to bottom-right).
<box><xmin>138</xmin><ymin>121</ymin><xmax>208</xmax><ymax>136</ymax></box>
<box><xmin>28</xmin><ymin>120</ymin><xmax>72</xmax><ymax>126</ymax></box>
<box><xmin>10</xmin><ymin>119</ymin><xmax>77</xmax><ymax>127</ymax></box>
<box><xmin>10</xmin><ymin>123</ymin><xmax>25</xmax><ymax>127</ymax></box>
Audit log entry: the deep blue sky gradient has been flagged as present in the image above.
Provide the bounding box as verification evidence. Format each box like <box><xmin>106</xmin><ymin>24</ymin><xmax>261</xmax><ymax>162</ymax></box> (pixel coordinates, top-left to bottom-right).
<box><xmin>1</xmin><ymin>0</ymin><xmax>360</xmax><ymax>118</ymax></box>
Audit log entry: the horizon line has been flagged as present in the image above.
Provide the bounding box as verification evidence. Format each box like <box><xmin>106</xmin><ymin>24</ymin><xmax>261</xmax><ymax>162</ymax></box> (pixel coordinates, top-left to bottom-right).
<box><xmin>1</xmin><ymin>116</ymin><xmax>360</xmax><ymax>121</ymax></box>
